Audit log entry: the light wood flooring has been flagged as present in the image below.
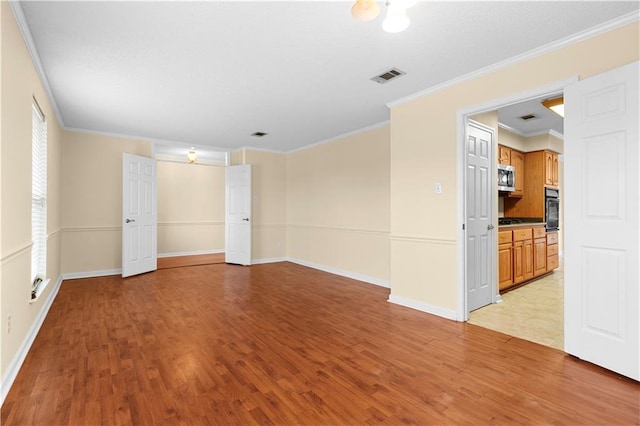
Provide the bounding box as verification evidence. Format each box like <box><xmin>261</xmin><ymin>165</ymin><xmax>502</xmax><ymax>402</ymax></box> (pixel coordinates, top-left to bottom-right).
<box><xmin>2</xmin><ymin>262</ymin><xmax>638</xmax><ymax>425</ymax></box>
<box><xmin>468</xmin><ymin>267</ymin><xmax>564</xmax><ymax>350</ymax></box>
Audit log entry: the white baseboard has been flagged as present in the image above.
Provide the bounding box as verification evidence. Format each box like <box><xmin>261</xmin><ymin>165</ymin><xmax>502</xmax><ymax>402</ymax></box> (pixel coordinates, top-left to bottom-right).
<box><xmin>388</xmin><ymin>293</ymin><xmax>457</xmax><ymax>320</ymax></box>
<box><xmin>157</xmin><ymin>249</ymin><xmax>224</xmax><ymax>258</ymax></box>
<box><xmin>251</xmin><ymin>257</ymin><xmax>287</xmax><ymax>265</ymax></box>
<box><xmin>62</xmin><ymin>269</ymin><xmax>122</xmax><ymax>280</ymax></box>
<box><xmin>1</xmin><ymin>274</ymin><xmax>63</xmax><ymax>406</ymax></box>
<box><xmin>287</xmin><ymin>257</ymin><xmax>390</xmax><ymax>288</ymax></box>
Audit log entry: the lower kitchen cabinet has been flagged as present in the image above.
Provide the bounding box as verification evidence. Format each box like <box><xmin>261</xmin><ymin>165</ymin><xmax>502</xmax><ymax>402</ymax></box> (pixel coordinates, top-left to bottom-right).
<box><xmin>498</xmin><ymin>224</ymin><xmax>554</xmax><ymax>292</ymax></box>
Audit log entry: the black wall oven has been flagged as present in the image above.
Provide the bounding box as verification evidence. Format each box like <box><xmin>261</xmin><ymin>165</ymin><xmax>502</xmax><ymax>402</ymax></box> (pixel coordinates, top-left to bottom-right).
<box><xmin>545</xmin><ymin>188</ymin><xmax>560</xmax><ymax>231</ymax></box>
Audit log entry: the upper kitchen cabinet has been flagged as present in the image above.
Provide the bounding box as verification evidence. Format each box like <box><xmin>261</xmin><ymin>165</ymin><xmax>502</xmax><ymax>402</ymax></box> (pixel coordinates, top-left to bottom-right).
<box><xmin>545</xmin><ymin>151</ymin><xmax>559</xmax><ymax>187</ymax></box>
<box><xmin>499</xmin><ymin>145</ymin><xmax>511</xmax><ymax>165</ymax></box>
<box><xmin>498</xmin><ymin>145</ymin><xmax>525</xmax><ymax>197</ymax></box>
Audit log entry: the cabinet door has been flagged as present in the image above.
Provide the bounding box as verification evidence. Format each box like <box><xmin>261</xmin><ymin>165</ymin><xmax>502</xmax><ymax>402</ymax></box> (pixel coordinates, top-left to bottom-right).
<box><xmin>523</xmin><ymin>239</ymin><xmax>534</xmax><ymax>280</ymax></box>
<box><xmin>533</xmin><ymin>238</ymin><xmax>547</xmax><ymax>276</ymax></box>
<box><xmin>545</xmin><ymin>151</ymin><xmax>554</xmax><ymax>186</ymax></box>
<box><xmin>513</xmin><ymin>240</ymin><xmax>524</xmax><ymax>284</ymax></box>
<box><xmin>510</xmin><ymin>150</ymin><xmax>525</xmax><ymax>196</ymax></box>
<box><xmin>552</xmin><ymin>154</ymin><xmax>559</xmax><ymax>186</ymax></box>
<box><xmin>498</xmin><ymin>243</ymin><xmax>513</xmax><ymax>290</ymax></box>
<box><xmin>499</xmin><ymin>146</ymin><xmax>511</xmax><ymax>165</ymax></box>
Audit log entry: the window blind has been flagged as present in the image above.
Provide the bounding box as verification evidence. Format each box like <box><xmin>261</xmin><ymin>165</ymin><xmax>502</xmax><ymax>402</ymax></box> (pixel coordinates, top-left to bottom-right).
<box><xmin>31</xmin><ymin>102</ymin><xmax>47</xmax><ymax>284</ymax></box>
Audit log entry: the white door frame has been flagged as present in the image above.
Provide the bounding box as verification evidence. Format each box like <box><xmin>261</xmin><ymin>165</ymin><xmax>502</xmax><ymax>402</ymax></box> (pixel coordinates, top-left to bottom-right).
<box><xmin>456</xmin><ymin>77</ymin><xmax>577</xmax><ymax>321</ymax></box>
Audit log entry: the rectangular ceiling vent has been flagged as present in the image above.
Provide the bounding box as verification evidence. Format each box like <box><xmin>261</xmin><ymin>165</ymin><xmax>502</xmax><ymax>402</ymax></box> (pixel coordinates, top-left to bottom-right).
<box><xmin>371</xmin><ymin>68</ymin><xmax>406</xmax><ymax>84</ymax></box>
<box><xmin>519</xmin><ymin>114</ymin><xmax>537</xmax><ymax>121</ymax></box>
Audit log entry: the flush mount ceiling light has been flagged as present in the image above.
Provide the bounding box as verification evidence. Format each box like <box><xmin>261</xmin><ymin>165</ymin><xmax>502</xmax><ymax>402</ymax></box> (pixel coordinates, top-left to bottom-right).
<box><xmin>351</xmin><ymin>0</ymin><xmax>417</xmax><ymax>33</ymax></box>
<box><xmin>542</xmin><ymin>96</ymin><xmax>565</xmax><ymax>118</ymax></box>
<box><xmin>187</xmin><ymin>148</ymin><xmax>197</xmax><ymax>163</ymax></box>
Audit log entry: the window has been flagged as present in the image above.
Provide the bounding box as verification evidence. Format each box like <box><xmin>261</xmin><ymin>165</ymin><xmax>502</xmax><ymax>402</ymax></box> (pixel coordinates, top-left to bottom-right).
<box><xmin>31</xmin><ymin>100</ymin><xmax>47</xmax><ymax>287</ymax></box>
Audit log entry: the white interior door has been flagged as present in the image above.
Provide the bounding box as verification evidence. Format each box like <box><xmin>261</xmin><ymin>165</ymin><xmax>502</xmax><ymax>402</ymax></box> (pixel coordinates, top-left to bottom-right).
<box><xmin>564</xmin><ymin>61</ymin><xmax>639</xmax><ymax>380</ymax></box>
<box><xmin>225</xmin><ymin>164</ymin><xmax>252</xmax><ymax>265</ymax></box>
<box><xmin>122</xmin><ymin>153</ymin><xmax>157</xmax><ymax>277</ymax></box>
<box><xmin>466</xmin><ymin>120</ymin><xmax>495</xmax><ymax>312</ymax></box>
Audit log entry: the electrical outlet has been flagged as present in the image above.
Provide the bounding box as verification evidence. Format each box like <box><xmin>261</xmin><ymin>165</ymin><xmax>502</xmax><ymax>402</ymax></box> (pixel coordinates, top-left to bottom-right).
<box><xmin>7</xmin><ymin>315</ymin><xmax>11</xmax><ymax>334</ymax></box>
<box><xmin>435</xmin><ymin>183</ymin><xmax>442</xmax><ymax>194</ymax></box>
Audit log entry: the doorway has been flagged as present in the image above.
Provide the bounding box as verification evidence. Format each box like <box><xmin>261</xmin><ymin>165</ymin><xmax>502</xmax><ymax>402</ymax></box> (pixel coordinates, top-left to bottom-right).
<box><xmin>458</xmin><ymin>79</ymin><xmax>572</xmax><ymax>347</ymax></box>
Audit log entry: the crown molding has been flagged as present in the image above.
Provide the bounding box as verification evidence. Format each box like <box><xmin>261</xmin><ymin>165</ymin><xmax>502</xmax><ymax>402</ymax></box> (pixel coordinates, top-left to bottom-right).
<box><xmin>286</xmin><ymin>120</ymin><xmax>390</xmax><ymax>154</ymax></box>
<box><xmin>8</xmin><ymin>0</ymin><xmax>65</xmax><ymax>127</ymax></box>
<box><xmin>497</xmin><ymin>122</ymin><xmax>565</xmax><ymax>140</ymax></box>
<box><xmin>387</xmin><ymin>10</ymin><xmax>640</xmax><ymax>109</ymax></box>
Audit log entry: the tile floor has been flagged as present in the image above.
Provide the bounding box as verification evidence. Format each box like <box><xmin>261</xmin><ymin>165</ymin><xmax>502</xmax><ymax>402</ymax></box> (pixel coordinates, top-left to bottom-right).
<box><xmin>468</xmin><ymin>264</ymin><xmax>564</xmax><ymax>350</ymax></box>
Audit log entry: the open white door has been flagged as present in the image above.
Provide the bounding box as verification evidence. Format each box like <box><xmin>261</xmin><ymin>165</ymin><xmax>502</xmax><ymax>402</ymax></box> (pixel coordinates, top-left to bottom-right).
<box><xmin>225</xmin><ymin>164</ymin><xmax>252</xmax><ymax>265</ymax></box>
<box><xmin>122</xmin><ymin>153</ymin><xmax>157</xmax><ymax>277</ymax></box>
<box><xmin>466</xmin><ymin>120</ymin><xmax>495</xmax><ymax>312</ymax></box>
<box><xmin>564</xmin><ymin>61</ymin><xmax>639</xmax><ymax>380</ymax></box>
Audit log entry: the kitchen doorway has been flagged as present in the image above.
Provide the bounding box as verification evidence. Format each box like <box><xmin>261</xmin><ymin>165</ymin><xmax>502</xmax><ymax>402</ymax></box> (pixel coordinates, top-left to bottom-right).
<box><xmin>457</xmin><ymin>79</ymin><xmax>570</xmax><ymax>350</ymax></box>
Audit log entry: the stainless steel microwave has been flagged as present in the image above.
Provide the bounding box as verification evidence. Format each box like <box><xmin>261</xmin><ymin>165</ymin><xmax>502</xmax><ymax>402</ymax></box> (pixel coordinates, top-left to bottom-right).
<box><xmin>498</xmin><ymin>164</ymin><xmax>515</xmax><ymax>192</ymax></box>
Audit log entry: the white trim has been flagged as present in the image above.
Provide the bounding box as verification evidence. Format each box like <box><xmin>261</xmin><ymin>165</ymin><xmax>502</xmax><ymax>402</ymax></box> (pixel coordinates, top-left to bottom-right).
<box><xmin>157</xmin><ymin>249</ymin><xmax>224</xmax><ymax>258</ymax></box>
<box><xmin>290</xmin><ymin>224</ymin><xmax>389</xmax><ymax>237</ymax></box>
<box><xmin>8</xmin><ymin>1</ymin><xmax>64</xmax><ymax>127</ymax></box>
<box><xmin>1</xmin><ymin>274</ymin><xmax>63</xmax><ymax>406</ymax></box>
<box><xmin>286</xmin><ymin>121</ymin><xmax>389</xmax><ymax>154</ymax></box>
<box><xmin>62</xmin><ymin>226</ymin><xmax>121</xmax><ymax>233</ymax></box>
<box><xmin>62</xmin><ymin>269</ymin><xmax>122</xmax><ymax>280</ymax></box>
<box><xmin>251</xmin><ymin>257</ymin><xmax>287</xmax><ymax>265</ymax></box>
<box><xmin>238</xmin><ymin>145</ymin><xmax>287</xmax><ymax>155</ymax></box>
<box><xmin>388</xmin><ymin>11</ymin><xmax>639</xmax><ymax>108</ymax></box>
<box><xmin>0</xmin><ymin>242</ymin><xmax>33</xmax><ymax>264</ymax></box>
<box><xmin>456</xmin><ymin>77</ymin><xmax>578</xmax><ymax>323</ymax></box>
<box><xmin>549</xmin><ymin>129</ymin><xmax>564</xmax><ymax>140</ymax></box>
<box><xmin>157</xmin><ymin>221</ymin><xmax>224</xmax><ymax>227</ymax></box>
<box><xmin>287</xmin><ymin>257</ymin><xmax>390</xmax><ymax>288</ymax></box>
<box><xmin>390</xmin><ymin>234</ymin><xmax>456</xmax><ymax>245</ymax></box>
<box><xmin>387</xmin><ymin>294</ymin><xmax>457</xmax><ymax>321</ymax></box>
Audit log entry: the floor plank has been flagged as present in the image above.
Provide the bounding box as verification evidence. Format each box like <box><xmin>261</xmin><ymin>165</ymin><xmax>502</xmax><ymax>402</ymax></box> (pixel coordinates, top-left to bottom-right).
<box><xmin>2</xmin><ymin>262</ymin><xmax>638</xmax><ymax>425</ymax></box>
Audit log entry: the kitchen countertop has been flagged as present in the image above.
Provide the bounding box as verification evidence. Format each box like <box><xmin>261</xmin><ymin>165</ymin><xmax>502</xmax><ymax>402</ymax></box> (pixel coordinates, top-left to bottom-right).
<box><xmin>498</xmin><ymin>222</ymin><xmax>546</xmax><ymax>229</ymax></box>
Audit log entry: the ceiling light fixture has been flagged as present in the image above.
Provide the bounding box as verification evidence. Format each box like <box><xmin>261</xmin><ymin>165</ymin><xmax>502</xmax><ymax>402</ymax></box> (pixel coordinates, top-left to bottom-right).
<box><xmin>542</xmin><ymin>96</ymin><xmax>564</xmax><ymax>118</ymax></box>
<box><xmin>351</xmin><ymin>0</ymin><xmax>380</xmax><ymax>22</ymax></box>
<box><xmin>351</xmin><ymin>1</ymin><xmax>416</xmax><ymax>33</ymax></box>
<box><xmin>382</xmin><ymin>1</ymin><xmax>410</xmax><ymax>33</ymax></box>
<box><xmin>187</xmin><ymin>148</ymin><xmax>197</xmax><ymax>163</ymax></box>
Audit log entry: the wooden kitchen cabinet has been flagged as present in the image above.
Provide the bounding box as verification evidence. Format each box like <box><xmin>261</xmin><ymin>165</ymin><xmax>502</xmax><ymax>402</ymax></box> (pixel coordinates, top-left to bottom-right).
<box><xmin>498</xmin><ymin>231</ymin><xmax>513</xmax><ymax>290</ymax></box>
<box><xmin>510</xmin><ymin>150</ymin><xmax>525</xmax><ymax>197</ymax></box>
<box><xmin>545</xmin><ymin>151</ymin><xmax>559</xmax><ymax>187</ymax></box>
<box><xmin>499</xmin><ymin>225</ymin><xmax>548</xmax><ymax>292</ymax></box>
<box><xmin>533</xmin><ymin>227</ymin><xmax>547</xmax><ymax>276</ymax></box>
<box><xmin>498</xmin><ymin>145</ymin><xmax>525</xmax><ymax>197</ymax></box>
<box><xmin>499</xmin><ymin>146</ymin><xmax>511</xmax><ymax>165</ymax></box>
<box><xmin>547</xmin><ymin>231</ymin><xmax>559</xmax><ymax>271</ymax></box>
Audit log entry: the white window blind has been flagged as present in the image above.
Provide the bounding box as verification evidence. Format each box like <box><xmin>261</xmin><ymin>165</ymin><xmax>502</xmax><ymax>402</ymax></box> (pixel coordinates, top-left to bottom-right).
<box><xmin>32</xmin><ymin>101</ymin><xmax>47</xmax><ymax>284</ymax></box>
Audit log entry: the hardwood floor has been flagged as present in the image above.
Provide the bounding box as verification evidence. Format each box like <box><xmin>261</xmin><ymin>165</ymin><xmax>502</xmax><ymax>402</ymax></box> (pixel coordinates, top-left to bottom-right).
<box><xmin>2</xmin><ymin>262</ymin><xmax>638</xmax><ymax>425</ymax></box>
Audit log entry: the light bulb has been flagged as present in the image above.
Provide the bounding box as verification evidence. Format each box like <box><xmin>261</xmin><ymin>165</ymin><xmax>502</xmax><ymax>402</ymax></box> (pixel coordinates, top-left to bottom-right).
<box><xmin>351</xmin><ymin>0</ymin><xmax>380</xmax><ymax>22</ymax></box>
<box><xmin>382</xmin><ymin>3</ymin><xmax>410</xmax><ymax>33</ymax></box>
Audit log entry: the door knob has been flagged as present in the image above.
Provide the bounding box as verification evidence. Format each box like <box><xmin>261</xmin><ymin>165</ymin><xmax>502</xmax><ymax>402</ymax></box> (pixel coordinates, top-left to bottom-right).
<box><xmin>242</xmin><ymin>218</ymin><xmax>250</xmax><ymax>222</ymax></box>
<box><xmin>487</xmin><ymin>224</ymin><xmax>494</xmax><ymax>230</ymax></box>
<box><xmin>126</xmin><ymin>219</ymin><xmax>135</xmax><ymax>223</ymax></box>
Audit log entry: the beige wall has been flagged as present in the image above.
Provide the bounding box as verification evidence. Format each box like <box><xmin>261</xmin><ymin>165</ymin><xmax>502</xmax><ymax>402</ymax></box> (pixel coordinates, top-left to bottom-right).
<box><xmin>231</xmin><ymin>149</ymin><xmax>288</xmax><ymax>261</ymax></box>
<box><xmin>1</xmin><ymin>2</ymin><xmax>63</xmax><ymax>376</ymax></box>
<box><xmin>287</xmin><ymin>124</ymin><xmax>390</xmax><ymax>283</ymax></box>
<box><xmin>61</xmin><ymin>131</ymin><xmax>150</xmax><ymax>274</ymax></box>
<box><xmin>157</xmin><ymin>161</ymin><xmax>225</xmax><ymax>255</ymax></box>
<box><xmin>389</xmin><ymin>22</ymin><xmax>639</xmax><ymax>313</ymax></box>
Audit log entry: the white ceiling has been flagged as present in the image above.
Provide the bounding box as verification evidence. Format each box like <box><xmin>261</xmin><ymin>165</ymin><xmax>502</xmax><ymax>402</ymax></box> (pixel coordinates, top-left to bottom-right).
<box><xmin>18</xmin><ymin>1</ymin><xmax>639</xmax><ymax>154</ymax></box>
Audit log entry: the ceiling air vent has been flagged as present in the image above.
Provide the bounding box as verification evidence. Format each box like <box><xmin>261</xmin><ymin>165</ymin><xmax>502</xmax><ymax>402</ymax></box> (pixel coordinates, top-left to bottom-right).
<box><xmin>371</xmin><ymin>68</ymin><xmax>406</xmax><ymax>84</ymax></box>
<box><xmin>519</xmin><ymin>114</ymin><xmax>537</xmax><ymax>121</ymax></box>
<box><xmin>251</xmin><ymin>132</ymin><xmax>268</xmax><ymax>137</ymax></box>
